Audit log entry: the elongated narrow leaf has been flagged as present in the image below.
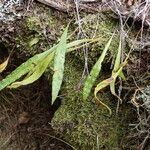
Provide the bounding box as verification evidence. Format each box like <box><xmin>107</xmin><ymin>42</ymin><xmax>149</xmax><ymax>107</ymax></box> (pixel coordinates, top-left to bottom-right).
<box><xmin>94</xmin><ymin>77</ymin><xmax>114</xmax><ymax>115</ymax></box>
<box><xmin>67</xmin><ymin>37</ymin><xmax>102</xmax><ymax>52</ymax></box>
<box><xmin>67</xmin><ymin>39</ymin><xmax>93</xmax><ymax>48</ymax></box>
<box><xmin>95</xmin><ymin>77</ymin><xmax>114</xmax><ymax>95</ymax></box>
<box><xmin>110</xmin><ymin>66</ymin><xmax>124</xmax><ymax>102</ymax></box>
<box><xmin>110</xmin><ymin>39</ymin><xmax>122</xmax><ymax>100</ymax></box>
<box><xmin>94</xmin><ymin>59</ymin><xmax>128</xmax><ymax>114</ymax></box>
<box><xmin>0</xmin><ymin>26</ymin><xmax>101</xmax><ymax>92</ymax></box>
<box><xmin>94</xmin><ymin>37</ymin><xmax>122</xmax><ymax>113</ymax></box>
<box><xmin>52</xmin><ymin>26</ymin><xmax>68</xmax><ymax>104</ymax></box>
<box><xmin>113</xmin><ymin>38</ymin><xmax>122</xmax><ymax>72</ymax></box>
<box><xmin>110</xmin><ymin>59</ymin><xmax>128</xmax><ymax>102</ymax></box>
<box><xmin>0</xmin><ymin>37</ymin><xmax>97</xmax><ymax>91</ymax></box>
<box><xmin>0</xmin><ymin>47</ymin><xmax>55</xmax><ymax>91</ymax></box>
<box><xmin>110</xmin><ymin>39</ymin><xmax>127</xmax><ymax>102</ymax></box>
<box><xmin>0</xmin><ymin>57</ymin><xmax>9</xmax><ymax>73</ymax></box>
<box><xmin>83</xmin><ymin>34</ymin><xmax>114</xmax><ymax>101</ymax></box>
<box><xmin>9</xmin><ymin>53</ymin><xmax>54</xmax><ymax>88</ymax></box>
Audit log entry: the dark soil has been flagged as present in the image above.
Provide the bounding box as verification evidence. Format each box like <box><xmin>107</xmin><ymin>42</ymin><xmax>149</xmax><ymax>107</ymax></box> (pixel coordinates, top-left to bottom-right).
<box><xmin>0</xmin><ymin>76</ymin><xmax>72</xmax><ymax>150</ymax></box>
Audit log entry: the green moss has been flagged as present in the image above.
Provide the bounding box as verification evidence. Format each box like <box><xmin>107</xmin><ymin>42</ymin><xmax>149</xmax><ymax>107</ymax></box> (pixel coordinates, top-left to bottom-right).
<box><xmin>14</xmin><ymin>4</ymin><xmax>69</xmax><ymax>57</ymax></box>
<box><xmin>72</xmin><ymin>14</ymin><xmax>119</xmax><ymax>66</ymax></box>
<box><xmin>16</xmin><ymin>11</ymin><xmax>119</xmax><ymax>64</ymax></box>
<box><xmin>12</xmin><ymin>9</ymin><xmax>126</xmax><ymax>149</ymax></box>
<box><xmin>48</xmin><ymin>13</ymin><xmax>125</xmax><ymax>149</ymax></box>
<box><xmin>26</xmin><ymin>16</ymin><xmax>42</xmax><ymax>33</ymax></box>
<box><xmin>51</xmin><ymin>55</ymin><xmax>121</xmax><ymax>149</ymax></box>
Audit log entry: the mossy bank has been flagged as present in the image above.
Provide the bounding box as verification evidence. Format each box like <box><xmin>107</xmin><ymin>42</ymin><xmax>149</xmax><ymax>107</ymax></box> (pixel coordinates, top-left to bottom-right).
<box><xmin>0</xmin><ymin>2</ymin><xmax>141</xmax><ymax>150</ymax></box>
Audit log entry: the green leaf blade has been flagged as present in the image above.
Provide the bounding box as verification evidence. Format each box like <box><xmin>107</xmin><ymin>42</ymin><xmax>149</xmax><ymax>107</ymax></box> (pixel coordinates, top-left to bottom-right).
<box><xmin>94</xmin><ymin>77</ymin><xmax>113</xmax><ymax>115</ymax></box>
<box><xmin>9</xmin><ymin>53</ymin><xmax>54</xmax><ymax>88</ymax></box>
<box><xmin>52</xmin><ymin>26</ymin><xmax>68</xmax><ymax>104</ymax></box>
<box><xmin>110</xmin><ymin>39</ymin><xmax>124</xmax><ymax>102</ymax></box>
<box><xmin>0</xmin><ymin>55</ymin><xmax>38</xmax><ymax>90</ymax></box>
<box><xmin>113</xmin><ymin>38</ymin><xmax>122</xmax><ymax>72</ymax></box>
<box><xmin>83</xmin><ymin>64</ymin><xmax>102</xmax><ymax>100</ymax></box>
<box><xmin>0</xmin><ymin>48</ymin><xmax>53</xmax><ymax>91</ymax></box>
<box><xmin>83</xmin><ymin>34</ymin><xmax>114</xmax><ymax>100</ymax></box>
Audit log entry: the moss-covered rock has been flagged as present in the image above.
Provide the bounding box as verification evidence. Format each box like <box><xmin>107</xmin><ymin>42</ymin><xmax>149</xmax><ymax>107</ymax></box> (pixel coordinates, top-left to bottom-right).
<box><xmin>14</xmin><ymin>3</ymin><xmax>69</xmax><ymax>57</ymax></box>
<box><xmin>51</xmin><ymin>56</ymin><xmax>122</xmax><ymax>149</ymax></box>
<box><xmin>1</xmin><ymin>1</ymin><xmax>149</xmax><ymax>149</ymax></box>
<box><xmin>44</xmin><ymin>12</ymin><xmax>125</xmax><ymax>150</ymax></box>
<box><xmin>1</xmin><ymin>4</ymin><xmax>128</xmax><ymax>149</ymax></box>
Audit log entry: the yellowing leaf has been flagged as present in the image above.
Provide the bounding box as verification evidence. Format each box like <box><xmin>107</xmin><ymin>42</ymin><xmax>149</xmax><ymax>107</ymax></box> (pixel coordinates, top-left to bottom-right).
<box><xmin>94</xmin><ymin>77</ymin><xmax>114</xmax><ymax>115</ymax></box>
<box><xmin>0</xmin><ymin>24</ymin><xmax>102</xmax><ymax>93</ymax></box>
<box><xmin>110</xmin><ymin>68</ymin><xmax>122</xmax><ymax>102</ymax></box>
<box><xmin>9</xmin><ymin>53</ymin><xmax>53</xmax><ymax>88</ymax></box>
<box><xmin>109</xmin><ymin>38</ymin><xmax>128</xmax><ymax>102</ymax></box>
<box><xmin>0</xmin><ymin>57</ymin><xmax>9</xmax><ymax>73</ymax></box>
<box><xmin>95</xmin><ymin>77</ymin><xmax>114</xmax><ymax>95</ymax></box>
<box><xmin>0</xmin><ymin>47</ymin><xmax>55</xmax><ymax>91</ymax></box>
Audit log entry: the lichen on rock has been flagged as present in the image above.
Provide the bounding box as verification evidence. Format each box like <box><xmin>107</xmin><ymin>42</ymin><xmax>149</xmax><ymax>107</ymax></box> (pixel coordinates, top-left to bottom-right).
<box><xmin>0</xmin><ymin>0</ymin><xmax>23</xmax><ymax>22</ymax></box>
